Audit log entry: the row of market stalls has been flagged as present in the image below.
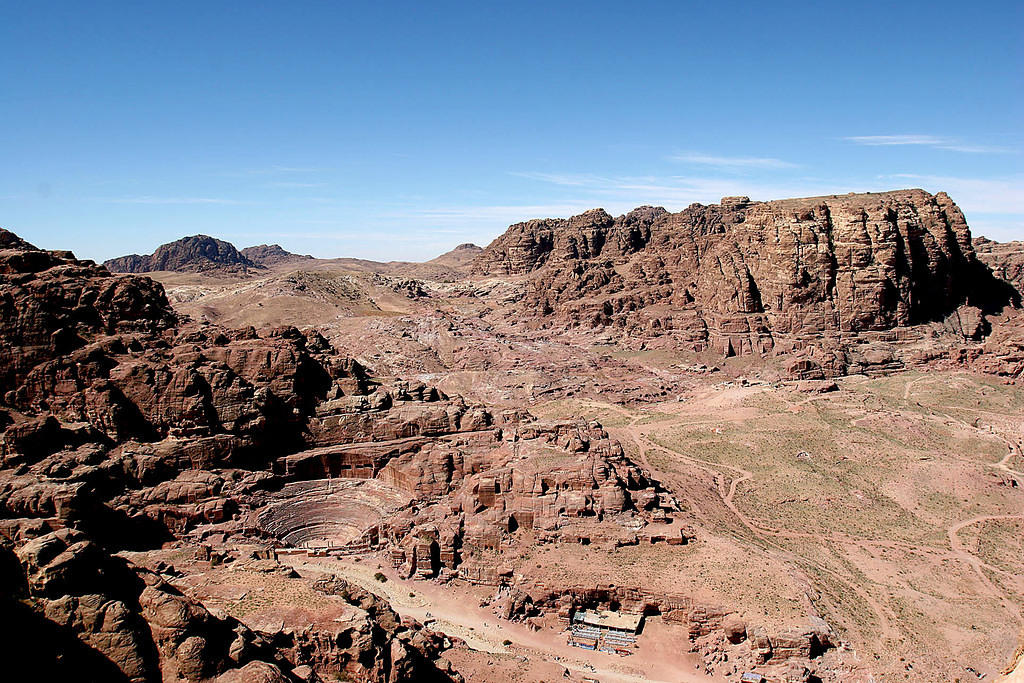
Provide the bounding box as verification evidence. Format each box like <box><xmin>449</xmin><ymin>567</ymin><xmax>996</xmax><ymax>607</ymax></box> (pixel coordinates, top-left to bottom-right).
<box><xmin>568</xmin><ymin>609</ymin><xmax>643</xmax><ymax>655</ymax></box>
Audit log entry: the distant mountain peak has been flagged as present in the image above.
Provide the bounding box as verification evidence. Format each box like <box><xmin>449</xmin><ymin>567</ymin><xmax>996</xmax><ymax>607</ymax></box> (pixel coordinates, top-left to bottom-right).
<box><xmin>427</xmin><ymin>242</ymin><xmax>484</xmax><ymax>269</ymax></box>
<box><xmin>104</xmin><ymin>234</ymin><xmax>262</xmax><ymax>273</ymax></box>
<box><xmin>240</xmin><ymin>243</ymin><xmax>313</xmax><ymax>266</ymax></box>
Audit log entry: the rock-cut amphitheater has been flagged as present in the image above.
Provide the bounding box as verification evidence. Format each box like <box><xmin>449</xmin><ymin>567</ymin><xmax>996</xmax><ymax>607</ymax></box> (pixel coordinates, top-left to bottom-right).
<box><xmin>256</xmin><ymin>480</ymin><xmax>412</xmax><ymax>551</ymax></box>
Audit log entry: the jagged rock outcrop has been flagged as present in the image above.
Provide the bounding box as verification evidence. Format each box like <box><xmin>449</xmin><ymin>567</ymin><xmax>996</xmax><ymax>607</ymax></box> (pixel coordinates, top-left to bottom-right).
<box><xmin>1</xmin><ymin>528</ymin><xmax>292</xmax><ymax>682</ymax></box>
<box><xmin>2</xmin><ymin>527</ymin><xmax>455</xmax><ymax>683</ymax></box>
<box><xmin>0</xmin><ymin>229</ymin><xmax>178</xmax><ymax>402</ymax></box>
<box><xmin>104</xmin><ymin>235</ymin><xmax>264</xmax><ymax>274</ymax></box>
<box><xmin>974</xmin><ymin>237</ymin><xmax>1024</xmax><ymax>293</ymax></box>
<box><xmin>373</xmin><ymin>419</ymin><xmax>683</xmax><ymax>583</ymax></box>
<box><xmin>472</xmin><ymin>190</ymin><xmax>1015</xmax><ymax>376</ymax></box>
<box><xmin>303</xmin><ymin>574</ymin><xmax>457</xmax><ymax>682</ymax></box>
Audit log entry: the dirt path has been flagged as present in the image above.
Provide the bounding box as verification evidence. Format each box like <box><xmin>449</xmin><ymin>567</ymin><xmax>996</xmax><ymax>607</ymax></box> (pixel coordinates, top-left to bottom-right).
<box><xmin>616</xmin><ymin>380</ymin><xmax>1024</xmax><ymax>649</ymax></box>
<box><xmin>536</xmin><ymin>378</ymin><xmax>1023</xmax><ymax>679</ymax></box>
<box><xmin>285</xmin><ymin>555</ymin><xmax>721</xmax><ymax>683</ymax></box>
<box><xmin>609</xmin><ymin>389</ymin><xmax>911</xmax><ymax>644</ymax></box>
<box><xmin>993</xmin><ymin>437</ymin><xmax>1024</xmax><ymax>479</ymax></box>
<box><xmin>924</xmin><ymin>406</ymin><xmax>1024</xmax><ymax>624</ymax></box>
<box><xmin>948</xmin><ymin>514</ymin><xmax>1024</xmax><ymax>627</ymax></box>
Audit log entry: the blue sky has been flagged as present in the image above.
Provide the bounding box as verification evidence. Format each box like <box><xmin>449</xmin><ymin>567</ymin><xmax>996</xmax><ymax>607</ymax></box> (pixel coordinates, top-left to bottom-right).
<box><xmin>1</xmin><ymin>1</ymin><xmax>1021</xmax><ymax>262</ymax></box>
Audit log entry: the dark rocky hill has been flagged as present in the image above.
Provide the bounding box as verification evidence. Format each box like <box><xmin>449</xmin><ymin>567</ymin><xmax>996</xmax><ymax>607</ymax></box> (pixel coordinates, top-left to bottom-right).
<box><xmin>240</xmin><ymin>243</ymin><xmax>314</xmax><ymax>266</ymax></box>
<box><xmin>104</xmin><ymin>235</ymin><xmax>263</xmax><ymax>273</ymax></box>
<box><xmin>427</xmin><ymin>242</ymin><xmax>483</xmax><ymax>268</ymax></box>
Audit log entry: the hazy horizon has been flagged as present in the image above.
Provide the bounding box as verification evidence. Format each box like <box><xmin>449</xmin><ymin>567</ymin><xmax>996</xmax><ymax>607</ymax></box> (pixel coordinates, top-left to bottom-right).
<box><xmin>72</xmin><ymin>186</ymin><xmax>1003</xmax><ymax>268</ymax></box>
<box><xmin>2</xmin><ymin>1</ymin><xmax>1021</xmax><ymax>263</ymax></box>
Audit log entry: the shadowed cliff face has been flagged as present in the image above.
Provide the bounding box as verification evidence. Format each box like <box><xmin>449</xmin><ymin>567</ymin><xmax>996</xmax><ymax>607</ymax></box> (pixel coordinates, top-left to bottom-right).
<box><xmin>472</xmin><ymin>190</ymin><xmax>1015</xmax><ymax>360</ymax></box>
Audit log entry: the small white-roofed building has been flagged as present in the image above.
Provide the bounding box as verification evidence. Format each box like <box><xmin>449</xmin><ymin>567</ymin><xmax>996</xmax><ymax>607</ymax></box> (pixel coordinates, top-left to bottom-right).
<box><xmin>574</xmin><ymin>609</ymin><xmax>643</xmax><ymax>633</ymax></box>
<box><xmin>569</xmin><ymin>609</ymin><xmax>643</xmax><ymax>654</ymax></box>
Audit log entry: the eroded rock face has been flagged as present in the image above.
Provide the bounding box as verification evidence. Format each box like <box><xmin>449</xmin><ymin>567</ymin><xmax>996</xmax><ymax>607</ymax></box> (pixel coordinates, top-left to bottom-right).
<box><xmin>472</xmin><ymin>190</ymin><xmax>1014</xmax><ymax>376</ymax></box>
<box><xmin>104</xmin><ymin>235</ymin><xmax>263</xmax><ymax>274</ymax></box>
<box><xmin>362</xmin><ymin>418</ymin><xmax>685</xmax><ymax>584</ymax></box>
<box><xmin>2</xmin><ymin>528</ymin><xmax>282</xmax><ymax>682</ymax></box>
<box><xmin>974</xmin><ymin>237</ymin><xmax>1024</xmax><ymax>294</ymax></box>
<box><xmin>0</xmin><ymin>233</ymin><xmax>460</xmax><ymax>681</ymax></box>
<box><xmin>3</xmin><ymin>527</ymin><xmax>454</xmax><ymax>683</ymax></box>
<box><xmin>0</xmin><ymin>230</ymin><xmax>177</xmax><ymax>397</ymax></box>
<box><xmin>1</xmin><ymin>202</ymin><xmax>1001</xmax><ymax>683</ymax></box>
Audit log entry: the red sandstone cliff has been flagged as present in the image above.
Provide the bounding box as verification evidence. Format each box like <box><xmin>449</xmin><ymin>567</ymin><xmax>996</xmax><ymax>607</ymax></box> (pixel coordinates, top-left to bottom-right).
<box><xmin>472</xmin><ymin>190</ymin><xmax>1016</xmax><ymax>376</ymax></box>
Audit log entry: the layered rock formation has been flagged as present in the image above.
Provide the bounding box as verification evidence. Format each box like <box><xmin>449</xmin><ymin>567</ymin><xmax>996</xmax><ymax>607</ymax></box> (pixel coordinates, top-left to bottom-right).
<box><xmin>3</xmin><ymin>187</ymin><xmax>1014</xmax><ymax>682</ymax></box>
<box><xmin>104</xmin><ymin>235</ymin><xmax>264</xmax><ymax>274</ymax></box>
<box><xmin>377</xmin><ymin>418</ymin><xmax>683</xmax><ymax>582</ymax></box>
<box><xmin>1</xmin><ymin>227</ymin><xmax>691</xmax><ymax>679</ymax></box>
<box><xmin>473</xmin><ymin>190</ymin><xmax>1015</xmax><ymax>377</ymax></box>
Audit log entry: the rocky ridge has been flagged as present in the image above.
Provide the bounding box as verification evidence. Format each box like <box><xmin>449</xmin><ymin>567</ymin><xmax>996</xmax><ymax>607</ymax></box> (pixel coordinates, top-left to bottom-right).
<box><xmin>240</xmin><ymin>244</ymin><xmax>314</xmax><ymax>266</ymax></box>
<box><xmin>104</xmin><ymin>235</ymin><xmax>264</xmax><ymax>274</ymax></box>
<box><xmin>472</xmin><ymin>189</ymin><xmax>1018</xmax><ymax>378</ymax></box>
<box><xmin>3</xmin><ymin>185</ymin><xmax>1018</xmax><ymax>682</ymax></box>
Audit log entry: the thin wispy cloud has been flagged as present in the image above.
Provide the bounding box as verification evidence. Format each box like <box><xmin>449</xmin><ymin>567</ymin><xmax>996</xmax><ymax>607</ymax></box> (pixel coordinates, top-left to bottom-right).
<box><xmin>266</xmin><ymin>181</ymin><xmax>326</xmax><ymax>188</ymax></box>
<box><xmin>846</xmin><ymin>135</ymin><xmax>1011</xmax><ymax>154</ymax></box>
<box><xmin>393</xmin><ymin>203</ymin><xmax>606</xmax><ymax>223</ymax></box>
<box><xmin>670</xmin><ymin>151</ymin><xmax>798</xmax><ymax>169</ymax></box>
<box><xmin>509</xmin><ymin>171</ymin><xmax>607</xmax><ymax>186</ymax></box>
<box><xmin>847</xmin><ymin>135</ymin><xmax>946</xmax><ymax>146</ymax></box>
<box><xmin>512</xmin><ymin>171</ymin><xmax>859</xmax><ymax>208</ymax></box>
<box><xmin>100</xmin><ymin>196</ymin><xmax>244</xmax><ymax>205</ymax></box>
<box><xmin>935</xmin><ymin>144</ymin><xmax>1013</xmax><ymax>154</ymax></box>
<box><xmin>879</xmin><ymin>173</ymin><xmax>1024</xmax><ymax>214</ymax></box>
<box><xmin>246</xmin><ymin>165</ymin><xmax>322</xmax><ymax>174</ymax></box>
<box><xmin>218</xmin><ymin>166</ymin><xmax>325</xmax><ymax>178</ymax></box>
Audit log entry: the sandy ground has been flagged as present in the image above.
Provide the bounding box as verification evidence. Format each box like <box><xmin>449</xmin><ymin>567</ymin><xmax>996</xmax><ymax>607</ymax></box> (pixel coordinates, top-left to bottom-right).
<box><xmin>575</xmin><ymin>374</ymin><xmax>1024</xmax><ymax>681</ymax></box>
